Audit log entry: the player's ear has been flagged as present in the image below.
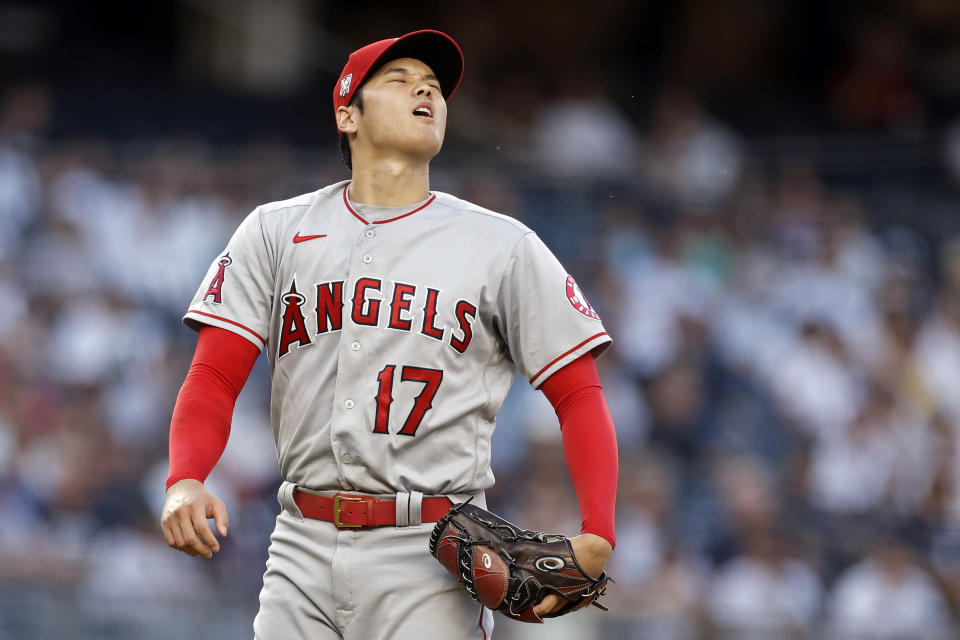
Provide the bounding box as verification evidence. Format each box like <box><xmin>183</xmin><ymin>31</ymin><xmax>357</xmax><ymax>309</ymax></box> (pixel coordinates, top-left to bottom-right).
<box><xmin>337</xmin><ymin>106</ymin><xmax>359</xmax><ymax>135</ymax></box>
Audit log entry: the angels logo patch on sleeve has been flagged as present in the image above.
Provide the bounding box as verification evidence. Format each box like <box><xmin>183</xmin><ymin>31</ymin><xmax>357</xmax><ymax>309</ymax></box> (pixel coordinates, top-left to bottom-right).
<box><xmin>565</xmin><ymin>275</ymin><xmax>600</xmax><ymax>320</ymax></box>
<box><xmin>203</xmin><ymin>252</ymin><xmax>233</xmax><ymax>304</ymax></box>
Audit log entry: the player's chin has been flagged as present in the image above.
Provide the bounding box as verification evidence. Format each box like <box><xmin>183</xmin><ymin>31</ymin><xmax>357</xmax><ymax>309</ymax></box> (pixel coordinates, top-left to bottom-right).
<box><xmin>402</xmin><ymin>134</ymin><xmax>443</xmax><ymax>160</ymax></box>
<box><xmin>410</xmin><ymin>118</ymin><xmax>445</xmax><ymax>143</ymax></box>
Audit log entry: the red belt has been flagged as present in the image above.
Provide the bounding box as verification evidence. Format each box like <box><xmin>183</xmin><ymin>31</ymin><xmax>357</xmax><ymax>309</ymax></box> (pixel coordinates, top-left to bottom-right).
<box><xmin>292</xmin><ymin>490</ymin><xmax>453</xmax><ymax>528</ymax></box>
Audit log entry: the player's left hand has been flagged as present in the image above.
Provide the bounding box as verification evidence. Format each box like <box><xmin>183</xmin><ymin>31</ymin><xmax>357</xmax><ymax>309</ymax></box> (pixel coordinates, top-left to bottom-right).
<box><xmin>533</xmin><ymin>533</ymin><xmax>612</xmax><ymax>617</ymax></box>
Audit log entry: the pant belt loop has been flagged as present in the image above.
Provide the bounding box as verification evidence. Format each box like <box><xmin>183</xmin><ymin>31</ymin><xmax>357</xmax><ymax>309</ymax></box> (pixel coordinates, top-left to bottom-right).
<box><xmin>277</xmin><ymin>481</ymin><xmax>304</xmax><ymax>521</ymax></box>
<box><xmin>408</xmin><ymin>490</ymin><xmax>424</xmax><ymax>528</ymax></box>
<box><xmin>395</xmin><ymin>491</ymin><xmax>410</xmax><ymax>528</ymax></box>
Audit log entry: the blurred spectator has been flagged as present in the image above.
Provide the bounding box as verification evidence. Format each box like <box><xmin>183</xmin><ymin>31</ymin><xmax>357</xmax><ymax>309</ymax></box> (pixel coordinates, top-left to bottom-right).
<box><xmin>768</xmin><ymin>320</ymin><xmax>862</xmax><ymax>441</ymax></box>
<box><xmin>827</xmin><ymin>540</ymin><xmax>951</xmax><ymax>639</ymax></box>
<box><xmin>613</xmin><ymin>220</ymin><xmax>716</xmax><ymax>378</ymax></box>
<box><xmin>828</xmin><ymin>15</ymin><xmax>924</xmax><ymax>131</ymax></box>
<box><xmin>916</xmin><ymin>284</ymin><xmax>960</xmax><ymax>423</ymax></box>
<box><xmin>612</xmin><ymin>456</ymin><xmax>676</xmax><ymax>586</ymax></box>
<box><xmin>806</xmin><ymin>384</ymin><xmax>918</xmax><ymax>516</ymax></box>
<box><xmin>532</xmin><ymin>73</ymin><xmax>641</xmax><ymax>179</ymax></box>
<box><xmin>608</xmin><ymin>455</ymin><xmax>707</xmax><ymax>639</ymax></box>
<box><xmin>642</xmin><ymin>86</ymin><xmax>743</xmax><ymax>209</ymax></box>
<box><xmin>706</xmin><ymin>528</ymin><xmax>822</xmax><ymax>639</ymax></box>
<box><xmin>0</xmin><ymin>85</ymin><xmax>47</xmax><ymax>254</ymax></box>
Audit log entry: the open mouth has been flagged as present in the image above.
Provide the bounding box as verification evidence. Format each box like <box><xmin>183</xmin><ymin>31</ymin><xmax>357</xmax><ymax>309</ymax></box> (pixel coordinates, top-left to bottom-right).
<box><xmin>413</xmin><ymin>105</ymin><xmax>434</xmax><ymax>119</ymax></box>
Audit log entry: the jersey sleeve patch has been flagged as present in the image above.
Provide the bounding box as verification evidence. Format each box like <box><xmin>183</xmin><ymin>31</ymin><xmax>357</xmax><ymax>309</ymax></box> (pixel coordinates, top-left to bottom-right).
<box><xmin>566</xmin><ymin>275</ymin><xmax>600</xmax><ymax>320</ymax></box>
<box><xmin>202</xmin><ymin>252</ymin><xmax>233</xmax><ymax>304</ymax></box>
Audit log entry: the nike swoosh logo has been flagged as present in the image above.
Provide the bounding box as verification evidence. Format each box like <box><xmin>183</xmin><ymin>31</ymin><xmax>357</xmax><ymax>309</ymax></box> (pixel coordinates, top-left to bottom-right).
<box><xmin>293</xmin><ymin>233</ymin><xmax>328</xmax><ymax>244</ymax></box>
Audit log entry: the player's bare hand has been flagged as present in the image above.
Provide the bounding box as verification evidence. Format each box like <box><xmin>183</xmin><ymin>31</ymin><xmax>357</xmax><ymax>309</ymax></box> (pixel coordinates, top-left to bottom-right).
<box><xmin>160</xmin><ymin>478</ymin><xmax>229</xmax><ymax>559</ymax></box>
<box><xmin>533</xmin><ymin>533</ymin><xmax>612</xmax><ymax>617</ymax></box>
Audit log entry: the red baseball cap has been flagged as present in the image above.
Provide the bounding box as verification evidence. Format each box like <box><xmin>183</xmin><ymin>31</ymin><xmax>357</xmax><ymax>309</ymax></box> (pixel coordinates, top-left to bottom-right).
<box><xmin>333</xmin><ymin>30</ymin><xmax>464</xmax><ymax>131</ymax></box>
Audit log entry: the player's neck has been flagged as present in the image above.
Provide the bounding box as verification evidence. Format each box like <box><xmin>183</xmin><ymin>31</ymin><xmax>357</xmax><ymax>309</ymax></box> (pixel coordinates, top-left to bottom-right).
<box><xmin>348</xmin><ymin>159</ymin><xmax>430</xmax><ymax>207</ymax></box>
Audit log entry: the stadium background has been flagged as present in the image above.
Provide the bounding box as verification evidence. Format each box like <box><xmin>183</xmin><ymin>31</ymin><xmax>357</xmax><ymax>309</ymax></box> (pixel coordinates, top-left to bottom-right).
<box><xmin>2</xmin><ymin>0</ymin><xmax>960</xmax><ymax>638</ymax></box>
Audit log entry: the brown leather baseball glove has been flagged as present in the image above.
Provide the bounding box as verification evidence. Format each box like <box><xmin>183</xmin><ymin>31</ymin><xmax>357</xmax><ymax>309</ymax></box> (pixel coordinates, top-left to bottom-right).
<box><xmin>429</xmin><ymin>501</ymin><xmax>611</xmax><ymax>623</ymax></box>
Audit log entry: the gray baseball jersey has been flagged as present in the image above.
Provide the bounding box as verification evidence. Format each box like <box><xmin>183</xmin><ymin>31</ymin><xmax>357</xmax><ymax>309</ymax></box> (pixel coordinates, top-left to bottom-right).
<box><xmin>185</xmin><ymin>179</ymin><xmax>611</xmax><ymax>496</ymax></box>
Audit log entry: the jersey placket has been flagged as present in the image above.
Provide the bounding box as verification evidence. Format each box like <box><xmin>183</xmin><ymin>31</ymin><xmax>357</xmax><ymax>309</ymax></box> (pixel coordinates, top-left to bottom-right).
<box><xmin>329</xmin><ymin>222</ymin><xmax>380</xmax><ymax>487</ymax></box>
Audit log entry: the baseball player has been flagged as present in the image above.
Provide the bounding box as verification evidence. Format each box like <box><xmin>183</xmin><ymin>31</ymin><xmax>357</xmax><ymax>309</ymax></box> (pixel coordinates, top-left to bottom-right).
<box><xmin>161</xmin><ymin>29</ymin><xmax>619</xmax><ymax>639</ymax></box>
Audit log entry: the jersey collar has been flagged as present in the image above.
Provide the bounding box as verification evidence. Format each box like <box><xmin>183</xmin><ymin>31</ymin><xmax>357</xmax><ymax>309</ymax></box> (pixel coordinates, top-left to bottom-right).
<box><xmin>343</xmin><ymin>184</ymin><xmax>437</xmax><ymax>225</ymax></box>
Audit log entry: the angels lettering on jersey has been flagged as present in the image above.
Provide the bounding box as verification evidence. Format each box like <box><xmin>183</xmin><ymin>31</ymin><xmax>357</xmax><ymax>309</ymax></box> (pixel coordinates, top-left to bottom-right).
<box><xmin>276</xmin><ymin>276</ymin><xmax>477</xmax><ymax>359</ymax></box>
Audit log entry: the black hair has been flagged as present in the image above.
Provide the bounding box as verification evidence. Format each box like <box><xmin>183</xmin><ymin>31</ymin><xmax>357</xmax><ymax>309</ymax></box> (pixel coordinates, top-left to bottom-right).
<box><xmin>338</xmin><ymin>88</ymin><xmax>364</xmax><ymax>171</ymax></box>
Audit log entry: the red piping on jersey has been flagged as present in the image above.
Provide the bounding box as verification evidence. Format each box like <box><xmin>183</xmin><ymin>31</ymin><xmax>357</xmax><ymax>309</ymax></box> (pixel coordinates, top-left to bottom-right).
<box><xmin>188</xmin><ymin>310</ymin><xmax>267</xmax><ymax>345</ymax></box>
<box><xmin>478</xmin><ymin>606</ymin><xmax>487</xmax><ymax>640</ymax></box>
<box><xmin>528</xmin><ymin>332</ymin><xmax>609</xmax><ymax>386</ymax></box>
<box><xmin>343</xmin><ymin>184</ymin><xmax>437</xmax><ymax>225</ymax></box>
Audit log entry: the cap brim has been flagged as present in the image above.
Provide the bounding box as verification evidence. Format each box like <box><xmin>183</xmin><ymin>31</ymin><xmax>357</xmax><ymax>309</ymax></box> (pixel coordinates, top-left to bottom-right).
<box><xmin>368</xmin><ymin>30</ymin><xmax>464</xmax><ymax>100</ymax></box>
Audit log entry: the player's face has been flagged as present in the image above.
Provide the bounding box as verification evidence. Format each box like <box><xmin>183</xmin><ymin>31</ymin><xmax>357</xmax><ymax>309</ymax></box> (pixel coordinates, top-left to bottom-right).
<box><xmin>352</xmin><ymin>57</ymin><xmax>447</xmax><ymax>162</ymax></box>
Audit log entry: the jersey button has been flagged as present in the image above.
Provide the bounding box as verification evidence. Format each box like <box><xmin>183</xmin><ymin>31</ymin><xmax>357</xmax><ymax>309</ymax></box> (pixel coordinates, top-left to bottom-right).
<box><xmin>362</xmin><ymin>254</ymin><xmax>373</xmax><ymax>264</ymax></box>
<box><xmin>344</xmin><ymin>399</ymin><xmax>355</xmax><ymax>409</ymax></box>
<box><xmin>350</xmin><ymin>341</ymin><xmax>361</xmax><ymax>351</ymax></box>
<box><xmin>365</xmin><ymin>229</ymin><xmax>375</xmax><ymax>238</ymax></box>
<box><xmin>342</xmin><ymin>454</ymin><xmax>352</xmax><ymax>464</ymax></box>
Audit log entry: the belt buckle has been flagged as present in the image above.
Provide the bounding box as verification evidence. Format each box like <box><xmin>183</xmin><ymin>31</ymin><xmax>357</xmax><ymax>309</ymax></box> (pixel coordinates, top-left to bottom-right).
<box><xmin>333</xmin><ymin>494</ymin><xmax>366</xmax><ymax>528</ymax></box>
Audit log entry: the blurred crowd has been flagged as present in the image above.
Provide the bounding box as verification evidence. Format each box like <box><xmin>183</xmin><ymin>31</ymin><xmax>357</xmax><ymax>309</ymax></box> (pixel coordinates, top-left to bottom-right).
<box><xmin>2</xmin><ymin>41</ymin><xmax>960</xmax><ymax>638</ymax></box>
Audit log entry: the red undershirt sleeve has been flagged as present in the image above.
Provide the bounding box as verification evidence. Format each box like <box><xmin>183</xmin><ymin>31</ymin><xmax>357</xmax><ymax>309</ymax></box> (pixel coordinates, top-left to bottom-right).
<box><xmin>539</xmin><ymin>353</ymin><xmax>618</xmax><ymax>548</ymax></box>
<box><xmin>165</xmin><ymin>325</ymin><xmax>260</xmax><ymax>491</ymax></box>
